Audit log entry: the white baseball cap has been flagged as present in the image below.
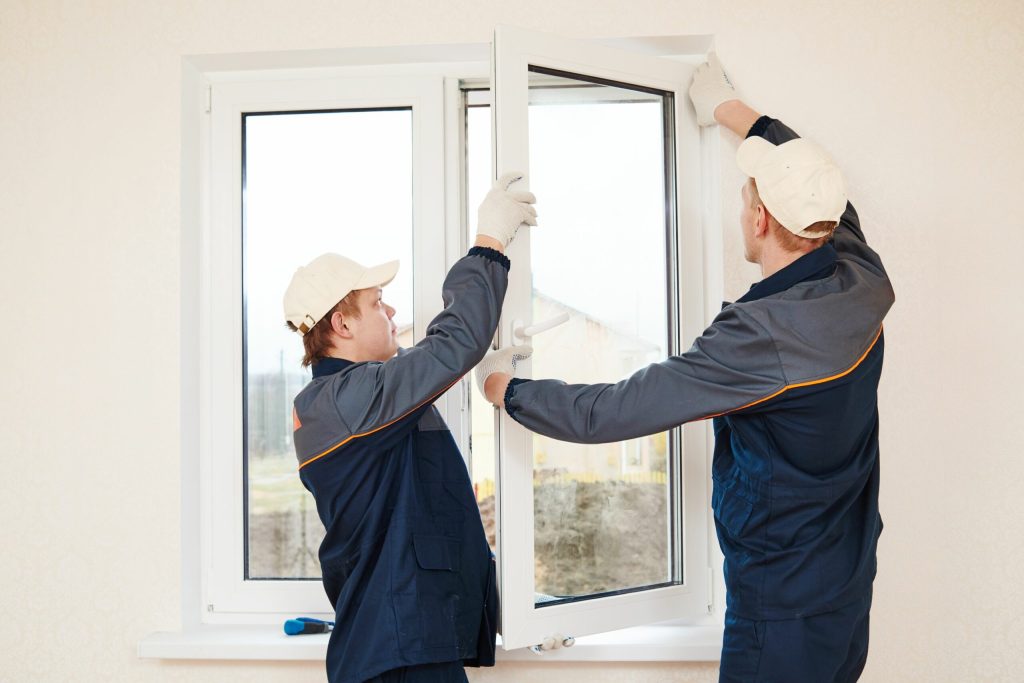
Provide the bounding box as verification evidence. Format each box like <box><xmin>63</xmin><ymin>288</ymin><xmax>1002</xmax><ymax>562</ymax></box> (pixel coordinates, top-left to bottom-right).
<box><xmin>736</xmin><ymin>137</ymin><xmax>848</xmax><ymax>238</ymax></box>
<box><xmin>283</xmin><ymin>254</ymin><xmax>399</xmax><ymax>335</ymax></box>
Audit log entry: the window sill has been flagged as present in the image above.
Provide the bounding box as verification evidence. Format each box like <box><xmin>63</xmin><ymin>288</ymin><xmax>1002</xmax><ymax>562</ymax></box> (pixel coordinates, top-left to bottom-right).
<box><xmin>138</xmin><ymin>623</ymin><xmax>723</xmax><ymax>662</ymax></box>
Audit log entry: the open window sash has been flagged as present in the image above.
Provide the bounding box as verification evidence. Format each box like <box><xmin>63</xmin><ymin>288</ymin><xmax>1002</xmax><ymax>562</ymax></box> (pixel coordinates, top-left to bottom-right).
<box><xmin>491</xmin><ymin>25</ymin><xmax>711</xmax><ymax>650</ymax></box>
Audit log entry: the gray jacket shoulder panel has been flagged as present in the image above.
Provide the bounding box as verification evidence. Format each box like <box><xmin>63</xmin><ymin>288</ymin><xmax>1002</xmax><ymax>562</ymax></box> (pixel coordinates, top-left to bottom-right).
<box><xmin>292</xmin><ymin>370</ymin><xmax>356</xmax><ymax>461</ymax></box>
<box><xmin>293</xmin><ymin>355</ymin><xmax>461</xmax><ymax>462</ymax></box>
<box><xmin>736</xmin><ymin>253</ymin><xmax>893</xmax><ymax>386</ymax></box>
<box><xmin>832</xmin><ymin>219</ymin><xmax>887</xmax><ymax>278</ymax></box>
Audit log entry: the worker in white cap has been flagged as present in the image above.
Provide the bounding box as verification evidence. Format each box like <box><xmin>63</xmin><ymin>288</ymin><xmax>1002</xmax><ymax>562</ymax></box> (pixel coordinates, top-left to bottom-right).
<box><xmin>284</xmin><ymin>174</ymin><xmax>536</xmax><ymax>683</ymax></box>
<box><xmin>478</xmin><ymin>55</ymin><xmax>894</xmax><ymax>683</ymax></box>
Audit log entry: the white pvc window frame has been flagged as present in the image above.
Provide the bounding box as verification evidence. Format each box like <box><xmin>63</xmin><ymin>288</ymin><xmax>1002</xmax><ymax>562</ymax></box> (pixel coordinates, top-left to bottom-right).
<box><xmin>202</xmin><ymin>74</ymin><xmax>449</xmax><ymax>620</ymax></box>
<box><xmin>174</xmin><ymin>34</ymin><xmax>724</xmax><ymax>653</ymax></box>
<box><xmin>491</xmin><ymin>25</ymin><xmax>714</xmax><ymax>650</ymax></box>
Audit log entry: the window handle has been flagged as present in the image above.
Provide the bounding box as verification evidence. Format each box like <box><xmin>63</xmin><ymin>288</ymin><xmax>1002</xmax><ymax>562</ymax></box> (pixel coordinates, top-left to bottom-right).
<box><xmin>529</xmin><ymin>633</ymin><xmax>575</xmax><ymax>654</ymax></box>
<box><xmin>513</xmin><ymin>312</ymin><xmax>569</xmax><ymax>340</ymax></box>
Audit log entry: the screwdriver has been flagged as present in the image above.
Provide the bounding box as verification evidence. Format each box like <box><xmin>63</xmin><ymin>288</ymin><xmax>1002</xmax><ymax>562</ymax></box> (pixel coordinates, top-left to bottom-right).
<box><xmin>283</xmin><ymin>617</ymin><xmax>335</xmax><ymax>635</ymax></box>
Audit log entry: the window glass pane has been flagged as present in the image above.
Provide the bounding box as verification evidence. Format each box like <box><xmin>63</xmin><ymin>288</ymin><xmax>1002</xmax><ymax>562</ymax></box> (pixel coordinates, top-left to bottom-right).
<box><xmin>243</xmin><ymin>109</ymin><xmax>414</xmax><ymax>579</ymax></box>
<box><xmin>526</xmin><ymin>69</ymin><xmax>676</xmax><ymax>605</ymax></box>
<box><xmin>466</xmin><ymin>72</ymin><xmax>679</xmax><ymax>606</ymax></box>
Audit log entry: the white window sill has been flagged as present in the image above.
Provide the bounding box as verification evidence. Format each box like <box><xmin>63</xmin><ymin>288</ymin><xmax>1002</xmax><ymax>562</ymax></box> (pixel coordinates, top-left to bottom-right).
<box><xmin>138</xmin><ymin>624</ymin><xmax>723</xmax><ymax>662</ymax></box>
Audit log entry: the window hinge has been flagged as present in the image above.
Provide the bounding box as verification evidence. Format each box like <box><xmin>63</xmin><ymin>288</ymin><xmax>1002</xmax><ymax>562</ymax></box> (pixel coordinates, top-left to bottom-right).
<box><xmin>204</xmin><ymin>85</ymin><xmax>212</xmax><ymax>114</ymax></box>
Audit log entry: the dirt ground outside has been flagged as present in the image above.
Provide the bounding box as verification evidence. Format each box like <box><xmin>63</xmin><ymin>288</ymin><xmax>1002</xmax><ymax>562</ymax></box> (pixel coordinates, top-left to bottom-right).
<box><xmin>249</xmin><ymin>478</ymin><xmax>669</xmax><ymax>603</ymax></box>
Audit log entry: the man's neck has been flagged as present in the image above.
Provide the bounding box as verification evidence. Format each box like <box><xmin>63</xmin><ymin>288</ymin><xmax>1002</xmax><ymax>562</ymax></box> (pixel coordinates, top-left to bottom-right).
<box><xmin>759</xmin><ymin>246</ymin><xmax>813</xmax><ymax>279</ymax></box>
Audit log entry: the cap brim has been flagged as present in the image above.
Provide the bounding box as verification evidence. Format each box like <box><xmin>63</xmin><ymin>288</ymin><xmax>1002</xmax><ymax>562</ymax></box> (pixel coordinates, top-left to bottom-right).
<box><xmin>736</xmin><ymin>136</ymin><xmax>775</xmax><ymax>177</ymax></box>
<box><xmin>355</xmin><ymin>260</ymin><xmax>400</xmax><ymax>291</ymax></box>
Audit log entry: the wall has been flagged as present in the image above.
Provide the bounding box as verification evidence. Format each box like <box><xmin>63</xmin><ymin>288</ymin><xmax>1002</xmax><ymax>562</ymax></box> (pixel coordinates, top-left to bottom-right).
<box><xmin>2</xmin><ymin>1</ymin><xmax>1022</xmax><ymax>681</ymax></box>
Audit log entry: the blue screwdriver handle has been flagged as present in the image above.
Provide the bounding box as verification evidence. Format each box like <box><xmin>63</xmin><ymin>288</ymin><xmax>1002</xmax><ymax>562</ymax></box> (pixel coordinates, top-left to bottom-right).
<box><xmin>284</xmin><ymin>617</ymin><xmax>335</xmax><ymax>635</ymax></box>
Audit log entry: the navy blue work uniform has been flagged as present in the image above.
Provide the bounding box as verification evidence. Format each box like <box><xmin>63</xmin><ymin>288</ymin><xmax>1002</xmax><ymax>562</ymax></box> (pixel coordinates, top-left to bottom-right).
<box><xmin>292</xmin><ymin>247</ymin><xmax>508</xmax><ymax>683</ymax></box>
<box><xmin>504</xmin><ymin>118</ymin><xmax>893</xmax><ymax>682</ymax></box>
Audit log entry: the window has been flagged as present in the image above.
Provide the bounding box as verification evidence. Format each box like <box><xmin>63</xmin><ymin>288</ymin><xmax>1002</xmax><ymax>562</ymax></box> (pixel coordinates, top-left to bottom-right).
<box><xmin>187</xmin><ymin>32</ymin><xmax>717</xmax><ymax>648</ymax></box>
<box><xmin>490</xmin><ymin>26</ymin><xmax>711</xmax><ymax>649</ymax></box>
<box><xmin>203</xmin><ymin>75</ymin><xmax>446</xmax><ymax>616</ymax></box>
<box><xmin>468</xmin><ymin>75</ymin><xmax>679</xmax><ymax>602</ymax></box>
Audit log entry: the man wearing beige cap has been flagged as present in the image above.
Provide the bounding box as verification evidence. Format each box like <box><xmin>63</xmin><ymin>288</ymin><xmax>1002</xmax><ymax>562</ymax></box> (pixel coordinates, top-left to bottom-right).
<box><xmin>479</xmin><ymin>56</ymin><xmax>894</xmax><ymax>682</ymax></box>
<box><xmin>285</xmin><ymin>174</ymin><xmax>535</xmax><ymax>683</ymax></box>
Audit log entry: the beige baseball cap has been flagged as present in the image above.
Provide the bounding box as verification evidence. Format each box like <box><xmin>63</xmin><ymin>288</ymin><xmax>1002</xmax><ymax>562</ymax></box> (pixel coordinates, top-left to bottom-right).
<box><xmin>283</xmin><ymin>254</ymin><xmax>399</xmax><ymax>335</ymax></box>
<box><xmin>736</xmin><ymin>136</ymin><xmax>848</xmax><ymax>238</ymax></box>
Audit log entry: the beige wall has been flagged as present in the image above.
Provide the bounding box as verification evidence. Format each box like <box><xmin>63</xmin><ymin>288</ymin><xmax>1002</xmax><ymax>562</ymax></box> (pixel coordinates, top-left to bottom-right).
<box><xmin>3</xmin><ymin>1</ymin><xmax>1022</xmax><ymax>681</ymax></box>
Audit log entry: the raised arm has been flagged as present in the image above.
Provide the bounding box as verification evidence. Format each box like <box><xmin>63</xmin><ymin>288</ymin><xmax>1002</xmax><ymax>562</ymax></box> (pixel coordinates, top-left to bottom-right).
<box><xmin>690</xmin><ymin>54</ymin><xmax>867</xmax><ymax>246</ymax></box>
<box><xmin>331</xmin><ymin>246</ymin><xmax>511</xmax><ymax>436</ymax></box>
<box><xmin>308</xmin><ymin>174</ymin><xmax>537</xmax><ymax>441</ymax></box>
<box><xmin>712</xmin><ymin>98</ymin><xmax>761</xmax><ymax>139</ymax></box>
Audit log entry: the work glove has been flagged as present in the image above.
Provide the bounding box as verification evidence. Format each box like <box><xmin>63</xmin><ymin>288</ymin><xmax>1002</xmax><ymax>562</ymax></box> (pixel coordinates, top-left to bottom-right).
<box><xmin>688</xmin><ymin>52</ymin><xmax>738</xmax><ymax>127</ymax></box>
<box><xmin>476</xmin><ymin>172</ymin><xmax>538</xmax><ymax>249</ymax></box>
<box><xmin>474</xmin><ymin>344</ymin><xmax>533</xmax><ymax>403</ymax></box>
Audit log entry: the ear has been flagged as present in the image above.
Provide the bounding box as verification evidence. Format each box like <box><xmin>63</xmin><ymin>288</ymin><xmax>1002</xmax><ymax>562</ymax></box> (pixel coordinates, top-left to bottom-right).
<box><xmin>754</xmin><ymin>204</ymin><xmax>770</xmax><ymax>238</ymax></box>
<box><xmin>330</xmin><ymin>311</ymin><xmax>354</xmax><ymax>339</ymax></box>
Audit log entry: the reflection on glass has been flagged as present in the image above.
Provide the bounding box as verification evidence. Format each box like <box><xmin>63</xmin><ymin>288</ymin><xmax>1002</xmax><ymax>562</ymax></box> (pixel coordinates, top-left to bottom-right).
<box><xmin>465</xmin><ymin>70</ymin><xmax>678</xmax><ymax>606</ymax></box>
<box><xmin>527</xmin><ymin>69</ymin><xmax>675</xmax><ymax>604</ymax></box>
<box><xmin>243</xmin><ymin>109</ymin><xmax>414</xmax><ymax>579</ymax></box>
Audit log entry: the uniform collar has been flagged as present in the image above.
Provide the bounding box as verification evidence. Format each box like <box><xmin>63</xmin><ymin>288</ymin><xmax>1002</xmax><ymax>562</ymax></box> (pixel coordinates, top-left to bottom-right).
<box><xmin>737</xmin><ymin>243</ymin><xmax>838</xmax><ymax>304</ymax></box>
<box><xmin>311</xmin><ymin>356</ymin><xmax>356</xmax><ymax>378</ymax></box>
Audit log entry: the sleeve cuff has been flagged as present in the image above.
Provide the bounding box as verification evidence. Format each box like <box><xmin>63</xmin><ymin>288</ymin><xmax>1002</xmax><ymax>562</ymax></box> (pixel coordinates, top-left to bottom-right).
<box><xmin>467</xmin><ymin>246</ymin><xmax>510</xmax><ymax>271</ymax></box>
<box><xmin>504</xmin><ymin>377</ymin><xmax>531</xmax><ymax>421</ymax></box>
<box><xmin>745</xmin><ymin>115</ymin><xmax>775</xmax><ymax>139</ymax></box>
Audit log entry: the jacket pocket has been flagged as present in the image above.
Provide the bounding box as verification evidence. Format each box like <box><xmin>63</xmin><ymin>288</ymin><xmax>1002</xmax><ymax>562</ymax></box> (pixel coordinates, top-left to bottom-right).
<box><xmin>412</xmin><ymin>534</ymin><xmax>461</xmax><ymax>572</ymax></box>
<box><xmin>712</xmin><ymin>481</ymin><xmax>755</xmax><ymax>538</ymax></box>
<box><xmin>395</xmin><ymin>535</ymin><xmax>462</xmax><ymax>652</ymax></box>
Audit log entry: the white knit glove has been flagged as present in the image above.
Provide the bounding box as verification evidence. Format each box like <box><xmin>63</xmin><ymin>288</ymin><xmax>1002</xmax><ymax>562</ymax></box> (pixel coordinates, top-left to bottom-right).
<box><xmin>474</xmin><ymin>344</ymin><xmax>533</xmax><ymax>401</ymax></box>
<box><xmin>688</xmin><ymin>52</ymin><xmax>738</xmax><ymax>127</ymax></box>
<box><xmin>476</xmin><ymin>172</ymin><xmax>538</xmax><ymax>249</ymax></box>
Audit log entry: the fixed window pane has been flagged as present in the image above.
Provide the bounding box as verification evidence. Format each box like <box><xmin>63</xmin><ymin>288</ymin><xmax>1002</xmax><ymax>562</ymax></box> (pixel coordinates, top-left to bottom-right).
<box><xmin>243</xmin><ymin>109</ymin><xmax>414</xmax><ymax>579</ymax></box>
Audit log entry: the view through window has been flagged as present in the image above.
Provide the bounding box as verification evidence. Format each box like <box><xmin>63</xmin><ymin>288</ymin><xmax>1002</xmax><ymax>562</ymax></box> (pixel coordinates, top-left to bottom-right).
<box><xmin>466</xmin><ymin>69</ymin><xmax>680</xmax><ymax>606</ymax></box>
<box><xmin>242</xmin><ymin>84</ymin><xmax>680</xmax><ymax>592</ymax></box>
<box><xmin>243</xmin><ymin>108</ymin><xmax>415</xmax><ymax>579</ymax></box>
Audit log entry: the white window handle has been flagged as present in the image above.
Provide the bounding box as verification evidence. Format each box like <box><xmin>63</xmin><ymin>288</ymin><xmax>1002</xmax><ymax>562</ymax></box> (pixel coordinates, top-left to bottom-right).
<box><xmin>529</xmin><ymin>633</ymin><xmax>575</xmax><ymax>654</ymax></box>
<box><xmin>513</xmin><ymin>312</ymin><xmax>569</xmax><ymax>340</ymax></box>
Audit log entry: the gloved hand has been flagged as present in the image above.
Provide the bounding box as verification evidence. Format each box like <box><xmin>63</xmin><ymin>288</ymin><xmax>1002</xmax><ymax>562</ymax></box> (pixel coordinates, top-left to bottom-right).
<box><xmin>474</xmin><ymin>344</ymin><xmax>533</xmax><ymax>403</ymax></box>
<box><xmin>688</xmin><ymin>52</ymin><xmax>738</xmax><ymax>127</ymax></box>
<box><xmin>476</xmin><ymin>172</ymin><xmax>537</xmax><ymax>249</ymax></box>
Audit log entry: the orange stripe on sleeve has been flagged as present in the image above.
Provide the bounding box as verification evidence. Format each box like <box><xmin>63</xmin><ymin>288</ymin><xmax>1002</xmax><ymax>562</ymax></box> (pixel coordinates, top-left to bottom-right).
<box><xmin>298</xmin><ymin>377</ymin><xmax>462</xmax><ymax>470</ymax></box>
<box><xmin>701</xmin><ymin>326</ymin><xmax>884</xmax><ymax>421</ymax></box>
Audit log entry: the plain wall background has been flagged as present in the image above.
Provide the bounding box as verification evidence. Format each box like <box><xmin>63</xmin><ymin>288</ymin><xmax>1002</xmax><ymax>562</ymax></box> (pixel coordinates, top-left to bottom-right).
<box><xmin>2</xmin><ymin>1</ymin><xmax>1022</xmax><ymax>681</ymax></box>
